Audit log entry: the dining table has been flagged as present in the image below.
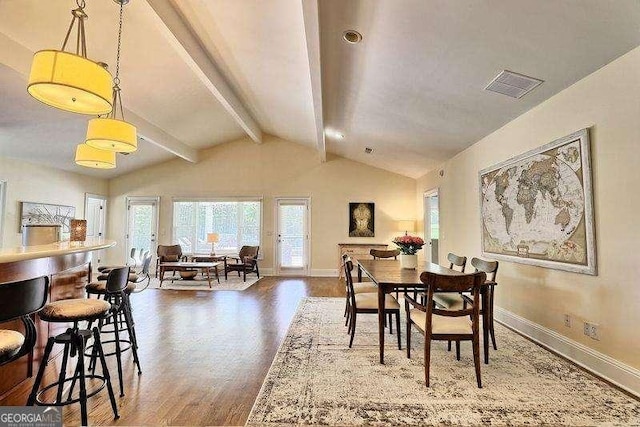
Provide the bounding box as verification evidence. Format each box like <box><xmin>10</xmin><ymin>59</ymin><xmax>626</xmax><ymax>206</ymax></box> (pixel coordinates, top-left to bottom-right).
<box><xmin>356</xmin><ymin>259</ymin><xmax>491</xmax><ymax>365</ymax></box>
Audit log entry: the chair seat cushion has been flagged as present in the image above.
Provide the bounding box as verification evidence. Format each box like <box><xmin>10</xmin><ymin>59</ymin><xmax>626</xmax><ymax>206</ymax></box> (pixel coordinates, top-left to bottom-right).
<box><xmin>354</xmin><ymin>293</ymin><xmax>400</xmax><ymax>310</ymax></box>
<box><xmin>352</xmin><ymin>282</ymin><xmax>378</xmax><ymax>294</ymax></box>
<box><xmin>40</xmin><ymin>299</ymin><xmax>111</xmax><ymax>322</ymax></box>
<box><xmin>0</xmin><ymin>330</ymin><xmax>25</xmax><ymax>358</ymax></box>
<box><xmin>97</xmin><ymin>273</ymin><xmax>137</xmax><ymax>282</ymax></box>
<box><xmin>86</xmin><ymin>281</ymin><xmax>136</xmax><ymax>294</ymax></box>
<box><xmin>409</xmin><ymin>309</ymin><xmax>472</xmax><ymax>334</ymax></box>
<box><xmin>433</xmin><ymin>293</ymin><xmax>466</xmax><ymax>310</ymax></box>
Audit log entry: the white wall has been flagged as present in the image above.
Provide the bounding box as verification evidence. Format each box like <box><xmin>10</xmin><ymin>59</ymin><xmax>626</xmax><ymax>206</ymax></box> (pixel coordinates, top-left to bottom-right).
<box><xmin>0</xmin><ymin>157</ymin><xmax>108</xmax><ymax>248</ymax></box>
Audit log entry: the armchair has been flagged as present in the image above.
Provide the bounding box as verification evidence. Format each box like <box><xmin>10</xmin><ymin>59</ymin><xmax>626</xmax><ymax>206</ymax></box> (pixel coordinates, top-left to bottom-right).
<box><xmin>155</xmin><ymin>244</ymin><xmax>185</xmax><ymax>277</ymax></box>
<box><xmin>224</xmin><ymin>246</ymin><xmax>260</xmax><ymax>282</ymax></box>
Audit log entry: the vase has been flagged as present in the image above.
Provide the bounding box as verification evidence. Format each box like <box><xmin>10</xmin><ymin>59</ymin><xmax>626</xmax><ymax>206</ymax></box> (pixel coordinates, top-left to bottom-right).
<box><xmin>400</xmin><ymin>254</ymin><xmax>418</xmax><ymax>269</ymax></box>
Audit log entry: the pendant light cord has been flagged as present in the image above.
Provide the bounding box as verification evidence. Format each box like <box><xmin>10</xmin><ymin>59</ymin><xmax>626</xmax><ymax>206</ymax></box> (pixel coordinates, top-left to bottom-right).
<box><xmin>114</xmin><ymin>0</ymin><xmax>124</xmax><ymax>86</ymax></box>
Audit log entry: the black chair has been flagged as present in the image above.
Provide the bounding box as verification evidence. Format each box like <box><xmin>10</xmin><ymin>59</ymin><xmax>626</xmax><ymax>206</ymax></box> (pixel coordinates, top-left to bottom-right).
<box><xmin>224</xmin><ymin>246</ymin><xmax>260</xmax><ymax>282</ymax></box>
<box><xmin>0</xmin><ymin>277</ymin><xmax>49</xmax><ymax>369</ymax></box>
<box><xmin>85</xmin><ymin>267</ymin><xmax>142</xmax><ymax>397</ymax></box>
<box><xmin>28</xmin><ymin>278</ymin><xmax>120</xmax><ymax>425</ymax></box>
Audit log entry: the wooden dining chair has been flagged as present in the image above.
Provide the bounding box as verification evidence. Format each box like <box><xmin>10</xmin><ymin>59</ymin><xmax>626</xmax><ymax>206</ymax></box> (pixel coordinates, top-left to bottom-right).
<box><xmin>342</xmin><ymin>254</ymin><xmax>378</xmax><ymax>326</ymax></box>
<box><xmin>432</xmin><ymin>253</ymin><xmax>468</xmax><ymax>314</ymax></box>
<box><xmin>405</xmin><ymin>271</ymin><xmax>486</xmax><ymax>388</ymax></box>
<box><xmin>467</xmin><ymin>257</ymin><xmax>499</xmax><ymax>350</ymax></box>
<box><xmin>344</xmin><ymin>257</ymin><xmax>401</xmax><ymax>349</ymax></box>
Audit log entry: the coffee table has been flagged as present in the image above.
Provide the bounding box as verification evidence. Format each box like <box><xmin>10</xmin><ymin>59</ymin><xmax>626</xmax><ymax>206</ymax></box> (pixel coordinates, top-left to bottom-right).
<box><xmin>159</xmin><ymin>262</ymin><xmax>221</xmax><ymax>288</ymax></box>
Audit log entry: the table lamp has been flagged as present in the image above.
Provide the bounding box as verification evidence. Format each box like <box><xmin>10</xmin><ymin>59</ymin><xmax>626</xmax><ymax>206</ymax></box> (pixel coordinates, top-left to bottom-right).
<box><xmin>207</xmin><ymin>233</ymin><xmax>219</xmax><ymax>255</ymax></box>
<box><xmin>397</xmin><ymin>220</ymin><xmax>416</xmax><ymax>236</ymax></box>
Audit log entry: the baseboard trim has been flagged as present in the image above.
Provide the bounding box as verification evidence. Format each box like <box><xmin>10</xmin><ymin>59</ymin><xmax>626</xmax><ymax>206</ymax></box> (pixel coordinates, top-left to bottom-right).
<box><xmin>309</xmin><ymin>269</ymin><xmax>338</xmax><ymax>277</ymax></box>
<box><xmin>494</xmin><ymin>306</ymin><xmax>640</xmax><ymax>398</ymax></box>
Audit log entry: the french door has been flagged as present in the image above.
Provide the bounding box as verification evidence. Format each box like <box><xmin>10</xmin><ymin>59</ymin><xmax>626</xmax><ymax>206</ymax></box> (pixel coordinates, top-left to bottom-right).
<box><xmin>125</xmin><ymin>197</ymin><xmax>159</xmax><ymax>262</ymax></box>
<box><xmin>85</xmin><ymin>193</ymin><xmax>107</xmax><ymax>265</ymax></box>
<box><xmin>276</xmin><ymin>198</ymin><xmax>310</xmax><ymax>276</ymax></box>
<box><xmin>424</xmin><ymin>189</ymin><xmax>439</xmax><ymax>264</ymax></box>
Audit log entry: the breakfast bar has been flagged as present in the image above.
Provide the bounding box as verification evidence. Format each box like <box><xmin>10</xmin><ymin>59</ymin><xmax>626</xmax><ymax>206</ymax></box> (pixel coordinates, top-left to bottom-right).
<box><xmin>0</xmin><ymin>238</ymin><xmax>115</xmax><ymax>398</ymax></box>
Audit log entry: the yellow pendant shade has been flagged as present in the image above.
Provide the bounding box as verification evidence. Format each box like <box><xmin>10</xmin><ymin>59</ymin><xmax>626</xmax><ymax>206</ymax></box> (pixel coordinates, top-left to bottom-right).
<box><xmin>27</xmin><ymin>50</ymin><xmax>113</xmax><ymax>115</ymax></box>
<box><xmin>75</xmin><ymin>144</ymin><xmax>116</xmax><ymax>169</ymax></box>
<box><xmin>86</xmin><ymin>117</ymin><xmax>137</xmax><ymax>153</ymax></box>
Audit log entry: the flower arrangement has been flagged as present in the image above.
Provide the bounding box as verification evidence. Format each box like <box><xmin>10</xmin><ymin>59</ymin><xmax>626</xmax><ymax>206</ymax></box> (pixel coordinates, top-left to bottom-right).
<box><xmin>392</xmin><ymin>235</ymin><xmax>425</xmax><ymax>255</ymax></box>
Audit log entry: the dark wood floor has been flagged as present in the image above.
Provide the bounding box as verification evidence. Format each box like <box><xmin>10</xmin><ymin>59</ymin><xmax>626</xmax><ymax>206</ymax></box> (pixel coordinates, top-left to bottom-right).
<box><xmin>0</xmin><ymin>277</ymin><xmax>343</xmax><ymax>426</ymax></box>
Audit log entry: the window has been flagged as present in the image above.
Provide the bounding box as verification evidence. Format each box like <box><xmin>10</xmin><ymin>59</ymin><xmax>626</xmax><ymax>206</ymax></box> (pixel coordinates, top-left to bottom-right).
<box><xmin>172</xmin><ymin>199</ymin><xmax>261</xmax><ymax>254</ymax></box>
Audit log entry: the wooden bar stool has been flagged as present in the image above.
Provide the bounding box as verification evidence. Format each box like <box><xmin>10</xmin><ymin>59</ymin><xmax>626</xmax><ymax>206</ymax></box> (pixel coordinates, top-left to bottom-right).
<box><xmin>27</xmin><ymin>288</ymin><xmax>119</xmax><ymax>426</ymax></box>
<box><xmin>0</xmin><ymin>277</ymin><xmax>49</xmax><ymax>370</ymax></box>
<box><xmin>84</xmin><ymin>267</ymin><xmax>142</xmax><ymax>397</ymax></box>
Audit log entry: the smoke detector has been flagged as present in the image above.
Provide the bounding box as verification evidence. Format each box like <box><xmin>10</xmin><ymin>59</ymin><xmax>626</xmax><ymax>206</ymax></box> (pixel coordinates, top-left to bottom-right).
<box><xmin>364</xmin><ymin>147</ymin><xmax>373</xmax><ymax>154</ymax></box>
<box><xmin>485</xmin><ymin>70</ymin><xmax>543</xmax><ymax>99</ymax></box>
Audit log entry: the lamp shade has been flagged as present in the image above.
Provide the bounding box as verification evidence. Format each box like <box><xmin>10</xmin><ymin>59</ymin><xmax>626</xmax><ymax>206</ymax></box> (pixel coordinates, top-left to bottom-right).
<box><xmin>86</xmin><ymin>117</ymin><xmax>138</xmax><ymax>152</ymax></box>
<box><xmin>398</xmin><ymin>220</ymin><xmax>416</xmax><ymax>233</ymax></box>
<box><xmin>207</xmin><ymin>233</ymin><xmax>220</xmax><ymax>243</ymax></box>
<box><xmin>27</xmin><ymin>50</ymin><xmax>113</xmax><ymax>115</ymax></box>
<box><xmin>70</xmin><ymin>219</ymin><xmax>87</xmax><ymax>242</ymax></box>
<box><xmin>75</xmin><ymin>144</ymin><xmax>116</xmax><ymax>169</ymax></box>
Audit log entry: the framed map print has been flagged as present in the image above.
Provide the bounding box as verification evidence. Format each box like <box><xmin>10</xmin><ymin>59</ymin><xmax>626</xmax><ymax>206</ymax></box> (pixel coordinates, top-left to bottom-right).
<box><xmin>479</xmin><ymin>128</ymin><xmax>596</xmax><ymax>275</ymax></box>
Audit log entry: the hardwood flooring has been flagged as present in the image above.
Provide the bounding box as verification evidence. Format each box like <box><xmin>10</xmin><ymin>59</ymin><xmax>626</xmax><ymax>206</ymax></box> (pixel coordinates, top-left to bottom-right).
<box><xmin>0</xmin><ymin>276</ymin><xmax>343</xmax><ymax>426</ymax></box>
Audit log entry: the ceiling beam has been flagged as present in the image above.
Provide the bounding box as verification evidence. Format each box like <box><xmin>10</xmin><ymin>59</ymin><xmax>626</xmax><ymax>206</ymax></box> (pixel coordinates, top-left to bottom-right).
<box><xmin>144</xmin><ymin>0</ymin><xmax>263</xmax><ymax>144</ymax></box>
<box><xmin>0</xmin><ymin>33</ymin><xmax>198</xmax><ymax>163</ymax></box>
<box><xmin>301</xmin><ymin>0</ymin><xmax>326</xmax><ymax>162</ymax></box>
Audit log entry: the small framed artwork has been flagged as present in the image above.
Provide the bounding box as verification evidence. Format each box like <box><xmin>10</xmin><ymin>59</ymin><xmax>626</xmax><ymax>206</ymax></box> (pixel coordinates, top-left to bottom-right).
<box><xmin>349</xmin><ymin>202</ymin><xmax>375</xmax><ymax>237</ymax></box>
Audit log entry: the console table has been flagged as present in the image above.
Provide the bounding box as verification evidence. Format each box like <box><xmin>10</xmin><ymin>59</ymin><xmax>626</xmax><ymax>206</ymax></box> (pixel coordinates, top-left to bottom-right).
<box><xmin>337</xmin><ymin>243</ymin><xmax>388</xmax><ymax>279</ymax></box>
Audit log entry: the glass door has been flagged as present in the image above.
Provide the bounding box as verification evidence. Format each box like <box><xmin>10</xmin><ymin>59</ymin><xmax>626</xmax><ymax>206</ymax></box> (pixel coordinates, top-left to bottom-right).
<box><xmin>126</xmin><ymin>197</ymin><xmax>159</xmax><ymax>262</ymax></box>
<box><xmin>85</xmin><ymin>193</ymin><xmax>107</xmax><ymax>265</ymax></box>
<box><xmin>276</xmin><ymin>198</ymin><xmax>310</xmax><ymax>275</ymax></box>
<box><xmin>424</xmin><ymin>190</ymin><xmax>439</xmax><ymax>263</ymax></box>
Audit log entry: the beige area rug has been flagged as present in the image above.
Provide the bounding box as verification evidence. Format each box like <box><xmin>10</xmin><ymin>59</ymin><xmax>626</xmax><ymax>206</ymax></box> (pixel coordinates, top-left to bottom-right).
<box><xmin>247</xmin><ymin>297</ymin><xmax>640</xmax><ymax>426</ymax></box>
<box><xmin>148</xmin><ymin>275</ymin><xmax>261</xmax><ymax>291</ymax></box>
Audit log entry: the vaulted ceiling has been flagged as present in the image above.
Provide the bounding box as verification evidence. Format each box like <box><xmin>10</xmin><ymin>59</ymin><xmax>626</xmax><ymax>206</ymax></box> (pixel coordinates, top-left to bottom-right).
<box><xmin>1</xmin><ymin>0</ymin><xmax>639</xmax><ymax>179</ymax></box>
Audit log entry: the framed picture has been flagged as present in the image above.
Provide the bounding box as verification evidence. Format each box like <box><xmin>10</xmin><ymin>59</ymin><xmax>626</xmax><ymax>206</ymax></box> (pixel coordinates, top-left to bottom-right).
<box><xmin>349</xmin><ymin>202</ymin><xmax>375</xmax><ymax>237</ymax></box>
<box><xmin>479</xmin><ymin>128</ymin><xmax>596</xmax><ymax>275</ymax></box>
<box><xmin>20</xmin><ymin>201</ymin><xmax>76</xmax><ymax>239</ymax></box>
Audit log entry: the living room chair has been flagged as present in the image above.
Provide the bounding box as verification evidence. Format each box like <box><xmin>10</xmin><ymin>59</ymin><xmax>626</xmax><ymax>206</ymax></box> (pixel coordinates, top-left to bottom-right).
<box><xmin>224</xmin><ymin>246</ymin><xmax>260</xmax><ymax>282</ymax></box>
<box><xmin>405</xmin><ymin>270</ymin><xmax>486</xmax><ymax>388</ymax></box>
<box><xmin>155</xmin><ymin>244</ymin><xmax>185</xmax><ymax>277</ymax></box>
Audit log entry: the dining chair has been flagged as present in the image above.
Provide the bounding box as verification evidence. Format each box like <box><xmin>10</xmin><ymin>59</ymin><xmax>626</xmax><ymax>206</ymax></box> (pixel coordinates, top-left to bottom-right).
<box><xmin>432</xmin><ymin>252</ymin><xmax>468</xmax><ymax>315</ymax></box>
<box><xmin>370</xmin><ymin>249</ymin><xmax>403</xmax><ymax>299</ymax></box>
<box><xmin>344</xmin><ymin>257</ymin><xmax>401</xmax><ymax>349</ymax></box>
<box><xmin>405</xmin><ymin>271</ymin><xmax>486</xmax><ymax>388</ymax></box>
<box><xmin>467</xmin><ymin>257</ymin><xmax>499</xmax><ymax>350</ymax></box>
<box><xmin>341</xmin><ymin>254</ymin><xmax>377</xmax><ymax>326</ymax></box>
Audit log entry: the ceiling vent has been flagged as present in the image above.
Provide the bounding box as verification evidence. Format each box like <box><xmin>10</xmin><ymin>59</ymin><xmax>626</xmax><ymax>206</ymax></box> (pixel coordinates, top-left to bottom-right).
<box><xmin>485</xmin><ymin>70</ymin><xmax>543</xmax><ymax>99</ymax></box>
<box><xmin>364</xmin><ymin>147</ymin><xmax>373</xmax><ymax>154</ymax></box>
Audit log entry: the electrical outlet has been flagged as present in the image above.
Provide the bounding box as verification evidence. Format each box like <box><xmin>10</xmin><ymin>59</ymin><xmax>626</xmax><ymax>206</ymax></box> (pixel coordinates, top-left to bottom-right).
<box><xmin>583</xmin><ymin>322</ymin><xmax>591</xmax><ymax>336</ymax></box>
<box><xmin>590</xmin><ymin>324</ymin><xmax>600</xmax><ymax>341</ymax></box>
<box><xmin>564</xmin><ymin>314</ymin><xmax>571</xmax><ymax>328</ymax></box>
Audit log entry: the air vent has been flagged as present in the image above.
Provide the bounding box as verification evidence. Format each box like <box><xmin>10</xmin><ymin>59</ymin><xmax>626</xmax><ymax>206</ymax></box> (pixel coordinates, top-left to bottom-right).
<box><xmin>364</xmin><ymin>147</ymin><xmax>373</xmax><ymax>154</ymax></box>
<box><xmin>485</xmin><ymin>70</ymin><xmax>543</xmax><ymax>99</ymax></box>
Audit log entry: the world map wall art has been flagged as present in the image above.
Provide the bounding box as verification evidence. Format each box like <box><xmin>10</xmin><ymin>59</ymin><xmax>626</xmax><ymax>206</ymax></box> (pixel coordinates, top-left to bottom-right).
<box><xmin>479</xmin><ymin>128</ymin><xmax>596</xmax><ymax>275</ymax></box>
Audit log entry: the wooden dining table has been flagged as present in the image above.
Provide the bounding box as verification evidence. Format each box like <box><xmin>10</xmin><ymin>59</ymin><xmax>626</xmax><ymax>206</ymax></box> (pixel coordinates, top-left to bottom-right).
<box><xmin>357</xmin><ymin>259</ymin><xmax>491</xmax><ymax>365</ymax></box>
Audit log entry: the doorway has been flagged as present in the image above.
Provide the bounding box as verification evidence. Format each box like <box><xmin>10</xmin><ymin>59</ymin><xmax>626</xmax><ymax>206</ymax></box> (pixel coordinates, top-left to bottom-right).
<box><xmin>275</xmin><ymin>198</ymin><xmax>310</xmax><ymax>276</ymax></box>
<box><xmin>85</xmin><ymin>193</ymin><xmax>107</xmax><ymax>265</ymax></box>
<box><xmin>125</xmin><ymin>197</ymin><xmax>159</xmax><ymax>262</ymax></box>
<box><xmin>424</xmin><ymin>189</ymin><xmax>439</xmax><ymax>264</ymax></box>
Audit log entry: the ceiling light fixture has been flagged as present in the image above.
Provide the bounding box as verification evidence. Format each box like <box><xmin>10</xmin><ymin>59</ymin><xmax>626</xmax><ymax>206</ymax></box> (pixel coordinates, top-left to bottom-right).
<box><xmin>343</xmin><ymin>30</ymin><xmax>362</xmax><ymax>44</ymax></box>
<box><xmin>75</xmin><ymin>143</ymin><xmax>116</xmax><ymax>169</ymax></box>
<box><xmin>27</xmin><ymin>0</ymin><xmax>113</xmax><ymax>115</ymax></box>
<box><xmin>85</xmin><ymin>0</ymin><xmax>137</xmax><ymax>154</ymax></box>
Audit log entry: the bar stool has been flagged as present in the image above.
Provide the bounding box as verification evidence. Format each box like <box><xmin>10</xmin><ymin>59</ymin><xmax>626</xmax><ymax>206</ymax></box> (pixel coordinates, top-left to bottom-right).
<box><xmin>27</xmin><ymin>285</ymin><xmax>119</xmax><ymax>426</ymax></box>
<box><xmin>0</xmin><ymin>277</ymin><xmax>49</xmax><ymax>369</ymax></box>
<box><xmin>85</xmin><ymin>267</ymin><xmax>142</xmax><ymax>397</ymax></box>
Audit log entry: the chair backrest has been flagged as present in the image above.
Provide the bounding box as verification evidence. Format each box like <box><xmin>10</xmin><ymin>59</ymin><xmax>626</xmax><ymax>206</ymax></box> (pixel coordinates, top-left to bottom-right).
<box><xmin>239</xmin><ymin>246</ymin><xmax>259</xmax><ymax>261</ymax></box>
<box><xmin>106</xmin><ymin>267</ymin><xmax>130</xmax><ymax>293</ymax></box>
<box><xmin>140</xmin><ymin>254</ymin><xmax>153</xmax><ymax>275</ymax></box>
<box><xmin>342</xmin><ymin>256</ymin><xmax>357</xmax><ymax>308</ymax></box>
<box><xmin>471</xmin><ymin>257</ymin><xmax>499</xmax><ymax>282</ymax></box>
<box><xmin>157</xmin><ymin>245</ymin><xmax>182</xmax><ymax>261</ymax></box>
<box><xmin>129</xmin><ymin>247</ymin><xmax>138</xmax><ymax>263</ymax></box>
<box><xmin>419</xmin><ymin>271</ymin><xmax>486</xmax><ymax>320</ymax></box>
<box><xmin>370</xmin><ymin>249</ymin><xmax>401</xmax><ymax>259</ymax></box>
<box><xmin>0</xmin><ymin>276</ymin><xmax>49</xmax><ymax>323</ymax></box>
<box><xmin>447</xmin><ymin>253</ymin><xmax>467</xmax><ymax>272</ymax></box>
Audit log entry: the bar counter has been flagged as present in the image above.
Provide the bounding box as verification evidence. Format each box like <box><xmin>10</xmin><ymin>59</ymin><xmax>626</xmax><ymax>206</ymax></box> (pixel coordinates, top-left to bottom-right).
<box><xmin>0</xmin><ymin>238</ymin><xmax>116</xmax><ymax>398</ymax></box>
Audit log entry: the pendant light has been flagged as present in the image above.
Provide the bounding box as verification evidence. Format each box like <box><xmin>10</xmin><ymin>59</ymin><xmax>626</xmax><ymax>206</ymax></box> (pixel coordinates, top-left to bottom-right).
<box><xmin>27</xmin><ymin>0</ymin><xmax>113</xmax><ymax>115</ymax></box>
<box><xmin>85</xmin><ymin>0</ymin><xmax>137</xmax><ymax>153</ymax></box>
<box><xmin>75</xmin><ymin>143</ymin><xmax>116</xmax><ymax>169</ymax></box>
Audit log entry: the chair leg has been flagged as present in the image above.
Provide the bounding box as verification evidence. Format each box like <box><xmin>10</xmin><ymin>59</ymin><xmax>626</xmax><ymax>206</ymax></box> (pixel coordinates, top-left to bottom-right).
<box><xmin>388</xmin><ymin>312</ymin><xmax>393</xmax><ymax>335</ymax></box>
<box><xmin>76</xmin><ymin>333</ymin><xmax>89</xmax><ymax>427</ymax></box>
<box><xmin>55</xmin><ymin>342</ymin><xmax>70</xmax><ymax>404</ymax></box>
<box><xmin>406</xmin><ymin>320</ymin><xmax>411</xmax><ymax>359</ymax></box>
<box><xmin>123</xmin><ymin>303</ymin><xmax>142</xmax><ymax>375</ymax></box>
<box><xmin>93</xmin><ymin>327</ymin><xmax>120</xmax><ymax>419</ymax></box>
<box><xmin>489</xmin><ymin>287</ymin><xmax>497</xmax><ymax>350</ymax></box>
<box><xmin>113</xmin><ymin>309</ymin><xmax>125</xmax><ymax>397</ymax></box>
<box><xmin>27</xmin><ymin>337</ymin><xmax>55</xmax><ymax>405</ymax></box>
<box><xmin>395</xmin><ymin>311</ymin><xmax>401</xmax><ymax>350</ymax></box>
<box><xmin>472</xmin><ymin>334</ymin><xmax>482</xmax><ymax>388</ymax></box>
<box><xmin>448</xmin><ymin>341</ymin><xmax>452</xmax><ymax>351</ymax></box>
<box><xmin>348</xmin><ymin>311</ymin><xmax>357</xmax><ymax>348</ymax></box>
<box><xmin>456</xmin><ymin>341</ymin><xmax>461</xmax><ymax>361</ymax></box>
<box><xmin>424</xmin><ymin>333</ymin><xmax>432</xmax><ymax>387</ymax></box>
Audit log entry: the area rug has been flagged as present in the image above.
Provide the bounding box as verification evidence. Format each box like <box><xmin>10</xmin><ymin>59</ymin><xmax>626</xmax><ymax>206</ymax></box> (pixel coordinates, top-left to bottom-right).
<box><xmin>148</xmin><ymin>275</ymin><xmax>261</xmax><ymax>291</ymax></box>
<box><xmin>246</xmin><ymin>297</ymin><xmax>640</xmax><ymax>426</ymax></box>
